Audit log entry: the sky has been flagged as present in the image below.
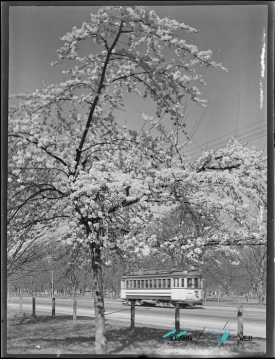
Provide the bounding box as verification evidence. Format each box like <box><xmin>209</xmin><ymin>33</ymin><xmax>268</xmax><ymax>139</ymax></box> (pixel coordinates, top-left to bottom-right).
<box><xmin>9</xmin><ymin>3</ymin><xmax>268</xmax><ymax>157</ymax></box>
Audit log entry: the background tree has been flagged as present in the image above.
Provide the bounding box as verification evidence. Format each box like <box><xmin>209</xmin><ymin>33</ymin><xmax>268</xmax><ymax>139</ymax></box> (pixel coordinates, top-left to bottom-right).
<box><xmin>8</xmin><ymin>240</ymin><xmax>71</xmax><ymax>296</ymax></box>
<box><xmin>202</xmin><ymin>252</ymin><xmax>243</xmax><ymax>296</ymax></box>
<box><xmin>236</xmin><ymin>203</ymin><xmax>267</xmax><ymax>303</ymax></box>
<box><xmin>103</xmin><ymin>254</ymin><xmax>125</xmax><ymax>298</ymax></box>
<box><xmin>237</xmin><ymin>233</ymin><xmax>266</xmax><ymax>303</ymax></box>
<box><xmin>199</xmin><ymin>203</ymin><xmax>267</xmax><ymax>301</ymax></box>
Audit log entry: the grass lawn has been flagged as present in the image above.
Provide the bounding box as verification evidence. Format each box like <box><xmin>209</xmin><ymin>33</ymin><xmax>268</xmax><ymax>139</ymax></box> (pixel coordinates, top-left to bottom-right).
<box><xmin>6</xmin><ymin>309</ymin><xmax>266</xmax><ymax>356</ymax></box>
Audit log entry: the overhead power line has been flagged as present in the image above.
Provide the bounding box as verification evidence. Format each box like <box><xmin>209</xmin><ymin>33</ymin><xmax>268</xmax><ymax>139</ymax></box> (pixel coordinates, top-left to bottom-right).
<box><xmin>187</xmin><ymin>119</ymin><xmax>266</xmax><ymax>152</ymax></box>
<box><xmin>186</xmin><ymin>129</ymin><xmax>266</xmax><ymax>159</ymax></box>
<box><xmin>185</xmin><ymin>119</ymin><xmax>267</xmax><ymax>158</ymax></box>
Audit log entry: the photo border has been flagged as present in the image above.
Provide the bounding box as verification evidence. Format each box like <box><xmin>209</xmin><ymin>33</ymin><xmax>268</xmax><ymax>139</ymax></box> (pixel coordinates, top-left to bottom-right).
<box><xmin>1</xmin><ymin>1</ymin><xmax>274</xmax><ymax>357</ymax></box>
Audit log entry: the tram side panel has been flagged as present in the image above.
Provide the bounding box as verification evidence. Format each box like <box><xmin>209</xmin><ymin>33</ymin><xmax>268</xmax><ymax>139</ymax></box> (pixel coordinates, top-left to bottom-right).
<box><xmin>122</xmin><ymin>287</ymin><xmax>203</xmax><ymax>305</ymax></box>
<box><xmin>120</xmin><ymin>288</ymin><xmax>126</xmax><ymax>300</ymax></box>
<box><xmin>120</xmin><ymin>271</ymin><xmax>203</xmax><ymax>305</ymax></box>
<box><xmin>171</xmin><ymin>277</ymin><xmax>203</xmax><ymax>304</ymax></box>
<box><xmin>124</xmin><ymin>288</ymin><xmax>171</xmax><ymax>301</ymax></box>
<box><xmin>171</xmin><ymin>288</ymin><xmax>203</xmax><ymax>304</ymax></box>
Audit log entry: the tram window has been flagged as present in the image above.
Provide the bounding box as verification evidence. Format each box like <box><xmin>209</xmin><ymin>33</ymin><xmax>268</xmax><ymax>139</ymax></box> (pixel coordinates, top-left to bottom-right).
<box><xmin>181</xmin><ymin>278</ymin><xmax>185</xmax><ymax>287</ymax></box>
<box><xmin>162</xmin><ymin>279</ymin><xmax>166</xmax><ymax>288</ymax></box>
<box><xmin>145</xmin><ymin>280</ymin><xmax>148</xmax><ymax>288</ymax></box>
<box><xmin>187</xmin><ymin>278</ymin><xmax>192</xmax><ymax>288</ymax></box>
<box><xmin>194</xmin><ymin>278</ymin><xmax>198</xmax><ymax>288</ymax></box>
<box><xmin>121</xmin><ymin>280</ymin><xmax>125</xmax><ymax>289</ymax></box>
<box><xmin>137</xmin><ymin>280</ymin><xmax>140</xmax><ymax>288</ymax></box>
<box><xmin>141</xmin><ymin>280</ymin><xmax>144</xmax><ymax>288</ymax></box>
<box><xmin>133</xmin><ymin>280</ymin><xmax>136</xmax><ymax>288</ymax></box>
<box><xmin>158</xmin><ymin>279</ymin><xmax>162</xmax><ymax>288</ymax></box>
<box><xmin>149</xmin><ymin>280</ymin><xmax>153</xmax><ymax>288</ymax></box>
<box><xmin>167</xmin><ymin>279</ymin><xmax>171</xmax><ymax>288</ymax></box>
<box><xmin>126</xmin><ymin>280</ymin><xmax>129</xmax><ymax>289</ymax></box>
<box><xmin>154</xmin><ymin>279</ymin><xmax>157</xmax><ymax>288</ymax></box>
<box><xmin>174</xmin><ymin>278</ymin><xmax>179</xmax><ymax>287</ymax></box>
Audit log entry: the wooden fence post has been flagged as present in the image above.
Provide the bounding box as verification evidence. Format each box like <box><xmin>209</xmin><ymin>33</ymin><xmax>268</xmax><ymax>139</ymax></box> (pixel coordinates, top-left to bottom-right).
<box><xmin>73</xmin><ymin>296</ymin><xmax>77</xmax><ymax>322</ymax></box>
<box><xmin>32</xmin><ymin>297</ymin><xmax>36</xmax><ymax>318</ymax></box>
<box><xmin>52</xmin><ymin>297</ymin><xmax>55</xmax><ymax>319</ymax></box>
<box><xmin>175</xmin><ymin>303</ymin><xmax>180</xmax><ymax>334</ymax></box>
<box><xmin>237</xmin><ymin>305</ymin><xmax>244</xmax><ymax>345</ymax></box>
<box><xmin>130</xmin><ymin>300</ymin><xmax>135</xmax><ymax>329</ymax></box>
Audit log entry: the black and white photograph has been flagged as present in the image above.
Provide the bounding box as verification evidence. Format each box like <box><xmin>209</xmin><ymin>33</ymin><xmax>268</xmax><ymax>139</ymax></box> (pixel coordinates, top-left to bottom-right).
<box><xmin>2</xmin><ymin>1</ymin><xmax>274</xmax><ymax>357</ymax></box>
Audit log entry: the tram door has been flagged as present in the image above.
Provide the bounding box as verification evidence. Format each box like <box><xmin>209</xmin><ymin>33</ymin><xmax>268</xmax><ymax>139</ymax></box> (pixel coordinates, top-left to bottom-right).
<box><xmin>172</xmin><ymin>277</ymin><xmax>183</xmax><ymax>300</ymax></box>
<box><xmin>186</xmin><ymin>277</ymin><xmax>199</xmax><ymax>300</ymax></box>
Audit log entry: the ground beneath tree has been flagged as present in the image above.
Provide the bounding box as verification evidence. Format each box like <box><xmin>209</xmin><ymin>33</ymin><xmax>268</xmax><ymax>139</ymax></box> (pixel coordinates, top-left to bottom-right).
<box><xmin>6</xmin><ymin>309</ymin><xmax>266</xmax><ymax>356</ymax></box>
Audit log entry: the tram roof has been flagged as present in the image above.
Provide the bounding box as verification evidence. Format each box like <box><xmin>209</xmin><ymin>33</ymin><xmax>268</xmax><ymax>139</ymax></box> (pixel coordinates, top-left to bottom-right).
<box><xmin>122</xmin><ymin>268</ymin><xmax>201</xmax><ymax>278</ymax></box>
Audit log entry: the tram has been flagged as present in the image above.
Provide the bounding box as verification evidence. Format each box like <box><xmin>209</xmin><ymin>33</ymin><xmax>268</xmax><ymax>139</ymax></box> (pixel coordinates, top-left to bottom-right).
<box><xmin>120</xmin><ymin>267</ymin><xmax>203</xmax><ymax>307</ymax></box>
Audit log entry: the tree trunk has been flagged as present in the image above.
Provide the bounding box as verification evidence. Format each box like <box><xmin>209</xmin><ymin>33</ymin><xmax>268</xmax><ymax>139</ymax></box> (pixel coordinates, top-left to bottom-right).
<box><xmin>91</xmin><ymin>244</ymin><xmax>107</xmax><ymax>354</ymax></box>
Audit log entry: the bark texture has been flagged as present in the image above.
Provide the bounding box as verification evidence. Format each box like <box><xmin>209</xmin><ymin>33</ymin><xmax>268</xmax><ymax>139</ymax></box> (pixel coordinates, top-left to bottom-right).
<box><xmin>91</xmin><ymin>244</ymin><xmax>107</xmax><ymax>354</ymax></box>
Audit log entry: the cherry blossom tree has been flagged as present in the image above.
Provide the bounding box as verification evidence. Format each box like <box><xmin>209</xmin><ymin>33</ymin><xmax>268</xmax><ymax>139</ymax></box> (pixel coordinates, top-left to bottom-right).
<box><xmin>8</xmin><ymin>6</ymin><xmax>266</xmax><ymax>353</ymax></box>
<box><xmin>144</xmin><ymin>202</ymin><xmax>217</xmax><ymax>267</ymax></box>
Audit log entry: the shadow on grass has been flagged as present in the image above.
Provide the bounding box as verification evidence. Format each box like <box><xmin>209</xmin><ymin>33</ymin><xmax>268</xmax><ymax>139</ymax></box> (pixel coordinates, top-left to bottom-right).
<box><xmin>32</xmin><ymin>335</ymin><xmax>96</xmax><ymax>345</ymax></box>
<box><xmin>7</xmin><ymin>311</ymin><xmax>266</xmax><ymax>355</ymax></box>
<box><xmin>106</xmin><ymin>326</ymin><xmax>266</xmax><ymax>355</ymax></box>
<box><xmin>106</xmin><ymin>327</ymin><xmax>162</xmax><ymax>354</ymax></box>
<box><xmin>9</xmin><ymin>312</ymin><xmax>94</xmax><ymax>326</ymax></box>
<box><xmin>31</xmin><ymin>315</ymin><xmax>93</xmax><ymax>323</ymax></box>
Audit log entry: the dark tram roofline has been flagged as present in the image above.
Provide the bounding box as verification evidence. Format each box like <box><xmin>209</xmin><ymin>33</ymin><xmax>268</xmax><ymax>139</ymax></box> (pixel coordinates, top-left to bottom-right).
<box><xmin>123</xmin><ymin>267</ymin><xmax>201</xmax><ymax>277</ymax></box>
